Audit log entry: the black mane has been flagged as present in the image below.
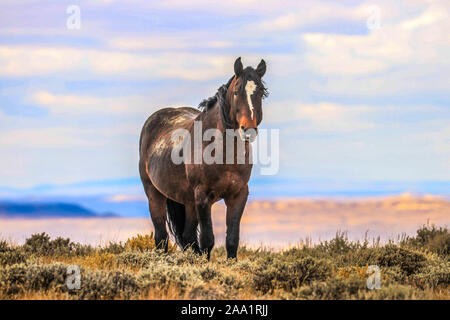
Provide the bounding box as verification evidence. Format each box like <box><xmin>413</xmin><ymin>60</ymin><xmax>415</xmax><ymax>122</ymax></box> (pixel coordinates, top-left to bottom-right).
<box><xmin>198</xmin><ymin>76</ymin><xmax>234</xmax><ymax>112</ymax></box>
<box><xmin>198</xmin><ymin>68</ymin><xmax>268</xmax><ymax>129</ymax></box>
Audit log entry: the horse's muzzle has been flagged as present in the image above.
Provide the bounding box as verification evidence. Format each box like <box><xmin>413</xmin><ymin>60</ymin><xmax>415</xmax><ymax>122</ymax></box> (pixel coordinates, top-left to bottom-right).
<box><xmin>239</xmin><ymin>126</ymin><xmax>258</xmax><ymax>142</ymax></box>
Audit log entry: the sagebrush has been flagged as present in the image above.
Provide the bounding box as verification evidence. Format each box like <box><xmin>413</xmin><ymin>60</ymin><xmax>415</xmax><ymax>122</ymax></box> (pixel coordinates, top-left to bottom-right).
<box><xmin>0</xmin><ymin>224</ymin><xmax>448</xmax><ymax>300</ymax></box>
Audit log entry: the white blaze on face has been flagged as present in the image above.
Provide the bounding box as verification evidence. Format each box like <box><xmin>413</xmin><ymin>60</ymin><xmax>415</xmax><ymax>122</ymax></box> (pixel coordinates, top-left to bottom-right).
<box><xmin>245</xmin><ymin>80</ymin><xmax>257</xmax><ymax>119</ymax></box>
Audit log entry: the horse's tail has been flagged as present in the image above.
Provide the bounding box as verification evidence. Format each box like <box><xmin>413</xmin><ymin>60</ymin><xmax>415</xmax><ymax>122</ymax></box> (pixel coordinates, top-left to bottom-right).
<box><xmin>166</xmin><ymin>199</ymin><xmax>186</xmax><ymax>248</ymax></box>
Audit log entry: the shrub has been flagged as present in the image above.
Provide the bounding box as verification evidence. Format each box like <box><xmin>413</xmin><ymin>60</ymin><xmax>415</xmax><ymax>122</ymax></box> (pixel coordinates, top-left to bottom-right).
<box><xmin>72</xmin><ymin>243</ymin><xmax>95</xmax><ymax>256</ymax></box>
<box><xmin>125</xmin><ymin>234</ymin><xmax>156</xmax><ymax>252</ymax></box>
<box><xmin>170</xmin><ymin>248</ymin><xmax>208</xmax><ymax>265</ymax></box>
<box><xmin>186</xmin><ymin>284</ymin><xmax>228</xmax><ymax>299</ymax></box>
<box><xmin>138</xmin><ymin>264</ymin><xmax>204</xmax><ymax>292</ymax></box>
<box><xmin>24</xmin><ymin>233</ymin><xmax>52</xmax><ymax>255</ymax></box>
<box><xmin>99</xmin><ymin>242</ymin><xmax>125</xmax><ymax>255</ymax></box>
<box><xmin>0</xmin><ymin>263</ymin><xmax>68</xmax><ymax>295</ymax></box>
<box><xmin>216</xmin><ymin>273</ymin><xmax>247</xmax><ymax>290</ymax></box>
<box><xmin>299</xmin><ymin>234</ymin><xmax>374</xmax><ymax>267</ymax></box>
<box><xmin>374</xmin><ymin>246</ymin><xmax>426</xmax><ymax>275</ymax></box>
<box><xmin>22</xmin><ymin>233</ymin><xmax>126</xmax><ymax>257</ymax></box>
<box><xmin>0</xmin><ymin>225</ymin><xmax>447</xmax><ymax>300</ymax></box>
<box><xmin>82</xmin><ymin>252</ymin><xmax>117</xmax><ymax>270</ymax></box>
<box><xmin>405</xmin><ymin>224</ymin><xmax>449</xmax><ymax>257</ymax></box>
<box><xmin>295</xmin><ymin>275</ymin><xmax>366</xmax><ymax>300</ymax></box>
<box><xmin>116</xmin><ymin>250</ymin><xmax>157</xmax><ymax>269</ymax></box>
<box><xmin>116</xmin><ymin>248</ymin><xmax>207</xmax><ymax>271</ymax></box>
<box><xmin>0</xmin><ymin>241</ymin><xmax>27</xmax><ymax>266</ymax></box>
<box><xmin>200</xmin><ymin>266</ymin><xmax>219</xmax><ymax>281</ymax></box>
<box><xmin>125</xmin><ymin>233</ymin><xmax>177</xmax><ymax>253</ymax></box>
<box><xmin>0</xmin><ymin>240</ymin><xmax>9</xmax><ymax>253</ymax></box>
<box><xmin>76</xmin><ymin>269</ymin><xmax>140</xmax><ymax>299</ymax></box>
<box><xmin>252</xmin><ymin>255</ymin><xmax>331</xmax><ymax>293</ymax></box>
<box><xmin>411</xmin><ymin>260</ymin><xmax>450</xmax><ymax>289</ymax></box>
<box><xmin>0</xmin><ymin>250</ymin><xmax>26</xmax><ymax>266</ymax></box>
<box><xmin>23</xmin><ymin>233</ymin><xmax>74</xmax><ymax>256</ymax></box>
<box><xmin>363</xmin><ymin>284</ymin><xmax>422</xmax><ymax>300</ymax></box>
<box><xmin>296</xmin><ymin>277</ymin><xmax>424</xmax><ymax>300</ymax></box>
<box><xmin>382</xmin><ymin>265</ymin><xmax>408</xmax><ymax>284</ymax></box>
<box><xmin>50</xmin><ymin>237</ymin><xmax>74</xmax><ymax>255</ymax></box>
<box><xmin>315</xmin><ymin>231</ymin><xmax>361</xmax><ymax>256</ymax></box>
<box><xmin>0</xmin><ymin>262</ymin><xmax>140</xmax><ymax>299</ymax></box>
<box><xmin>336</xmin><ymin>266</ymin><xmax>369</xmax><ymax>279</ymax></box>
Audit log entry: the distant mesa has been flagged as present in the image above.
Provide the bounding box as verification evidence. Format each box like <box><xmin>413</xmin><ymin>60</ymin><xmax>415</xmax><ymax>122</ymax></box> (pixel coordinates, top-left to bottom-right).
<box><xmin>0</xmin><ymin>202</ymin><xmax>117</xmax><ymax>218</ymax></box>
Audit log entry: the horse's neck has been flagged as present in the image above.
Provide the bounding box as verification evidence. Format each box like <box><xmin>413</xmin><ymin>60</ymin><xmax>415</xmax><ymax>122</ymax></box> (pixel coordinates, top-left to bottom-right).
<box><xmin>197</xmin><ymin>103</ymin><xmax>224</xmax><ymax>132</ymax></box>
<box><xmin>199</xmin><ymin>103</ymin><xmax>250</xmax><ymax>163</ymax></box>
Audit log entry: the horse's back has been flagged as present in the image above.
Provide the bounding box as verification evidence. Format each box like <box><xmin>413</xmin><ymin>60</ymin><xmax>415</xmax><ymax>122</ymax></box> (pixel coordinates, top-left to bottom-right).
<box><xmin>140</xmin><ymin>107</ymin><xmax>199</xmax><ymax>150</ymax></box>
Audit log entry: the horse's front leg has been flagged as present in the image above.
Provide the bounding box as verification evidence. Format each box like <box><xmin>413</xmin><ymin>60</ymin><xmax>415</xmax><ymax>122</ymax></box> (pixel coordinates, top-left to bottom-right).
<box><xmin>194</xmin><ymin>187</ymin><xmax>214</xmax><ymax>260</ymax></box>
<box><xmin>224</xmin><ymin>185</ymin><xmax>249</xmax><ymax>259</ymax></box>
<box><xmin>182</xmin><ymin>202</ymin><xmax>201</xmax><ymax>254</ymax></box>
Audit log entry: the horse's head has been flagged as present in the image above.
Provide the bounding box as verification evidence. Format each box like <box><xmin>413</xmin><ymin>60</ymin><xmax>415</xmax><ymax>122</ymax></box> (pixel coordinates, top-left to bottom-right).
<box><xmin>227</xmin><ymin>57</ymin><xmax>267</xmax><ymax>142</ymax></box>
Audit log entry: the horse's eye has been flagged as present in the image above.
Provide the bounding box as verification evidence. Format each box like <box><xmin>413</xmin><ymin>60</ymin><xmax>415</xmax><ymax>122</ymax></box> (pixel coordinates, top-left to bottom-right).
<box><xmin>234</xmin><ymin>91</ymin><xmax>239</xmax><ymax>96</ymax></box>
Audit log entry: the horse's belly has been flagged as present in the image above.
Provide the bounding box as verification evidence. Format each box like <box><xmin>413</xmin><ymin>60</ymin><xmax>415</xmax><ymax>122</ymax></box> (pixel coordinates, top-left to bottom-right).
<box><xmin>186</xmin><ymin>163</ymin><xmax>252</xmax><ymax>201</ymax></box>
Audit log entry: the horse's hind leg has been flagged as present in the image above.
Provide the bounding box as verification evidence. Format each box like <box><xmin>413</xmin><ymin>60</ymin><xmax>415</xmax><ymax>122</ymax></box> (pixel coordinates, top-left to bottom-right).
<box><xmin>142</xmin><ymin>181</ymin><xmax>169</xmax><ymax>251</ymax></box>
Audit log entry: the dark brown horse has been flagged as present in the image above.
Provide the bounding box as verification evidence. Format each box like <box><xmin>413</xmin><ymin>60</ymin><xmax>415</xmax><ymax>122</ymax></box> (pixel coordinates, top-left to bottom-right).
<box><xmin>139</xmin><ymin>57</ymin><xmax>267</xmax><ymax>259</ymax></box>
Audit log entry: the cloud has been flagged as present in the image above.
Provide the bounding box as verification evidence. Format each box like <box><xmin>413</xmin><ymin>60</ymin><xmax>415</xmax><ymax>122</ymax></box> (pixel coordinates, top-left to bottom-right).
<box><xmin>295</xmin><ymin>103</ymin><xmax>374</xmax><ymax>132</ymax></box>
<box><xmin>153</xmin><ymin>0</ymin><xmax>293</xmax><ymax>15</ymax></box>
<box><xmin>300</xmin><ymin>29</ymin><xmax>413</xmax><ymax>76</ymax></box>
<box><xmin>300</xmin><ymin>3</ymin><xmax>449</xmax><ymax>74</ymax></box>
<box><xmin>0</xmin><ymin>120</ymin><xmax>142</xmax><ymax>148</ymax></box>
<box><xmin>0</xmin><ymin>46</ymin><xmax>232</xmax><ymax>80</ymax></box>
<box><xmin>256</xmin><ymin>3</ymin><xmax>370</xmax><ymax>31</ymax></box>
<box><xmin>401</xmin><ymin>5</ymin><xmax>448</xmax><ymax>30</ymax></box>
<box><xmin>109</xmin><ymin>35</ymin><xmax>235</xmax><ymax>51</ymax></box>
<box><xmin>410</xmin><ymin>125</ymin><xmax>450</xmax><ymax>157</ymax></box>
<box><xmin>265</xmin><ymin>102</ymin><xmax>374</xmax><ymax>132</ymax></box>
<box><xmin>0</xmin><ymin>122</ymin><xmax>142</xmax><ymax>187</ymax></box>
<box><xmin>0</xmin><ymin>127</ymin><xmax>99</xmax><ymax>148</ymax></box>
<box><xmin>295</xmin><ymin>3</ymin><xmax>450</xmax><ymax>96</ymax></box>
<box><xmin>30</xmin><ymin>91</ymin><xmax>162</xmax><ymax>116</ymax></box>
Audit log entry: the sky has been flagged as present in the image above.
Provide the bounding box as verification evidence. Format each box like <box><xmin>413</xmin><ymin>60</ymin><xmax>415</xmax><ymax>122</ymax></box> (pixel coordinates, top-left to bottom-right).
<box><xmin>0</xmin><ymin>0</ymin><xmax>449</xmax><ymax>198</ymax></box>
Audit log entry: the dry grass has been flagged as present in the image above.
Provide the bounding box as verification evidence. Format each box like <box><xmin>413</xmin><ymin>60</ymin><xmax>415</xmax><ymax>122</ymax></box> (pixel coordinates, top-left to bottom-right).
<box><xmin>0</xmin><ymin>224</ymin><xmax>448</xmax><ymax>300</ymax></box>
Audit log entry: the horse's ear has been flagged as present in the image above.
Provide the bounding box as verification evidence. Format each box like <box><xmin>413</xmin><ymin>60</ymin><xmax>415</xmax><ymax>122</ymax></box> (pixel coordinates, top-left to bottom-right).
<box><xmin>256</xmin><ymin>59</ymin><xmax>266</xmax><ymax>78</ymax></box>
<box><xmin>234</xmin><ymin>57</ymin><xmax>243</xmax><ymax>77</ymax></box>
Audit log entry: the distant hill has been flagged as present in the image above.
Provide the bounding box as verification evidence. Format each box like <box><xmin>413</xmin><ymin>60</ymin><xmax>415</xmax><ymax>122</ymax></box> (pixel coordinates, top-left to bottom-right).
<box><xmin>0</xmin><ymin>202</ymin><xmax>117</xmax><ymax>218</ymax></box>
